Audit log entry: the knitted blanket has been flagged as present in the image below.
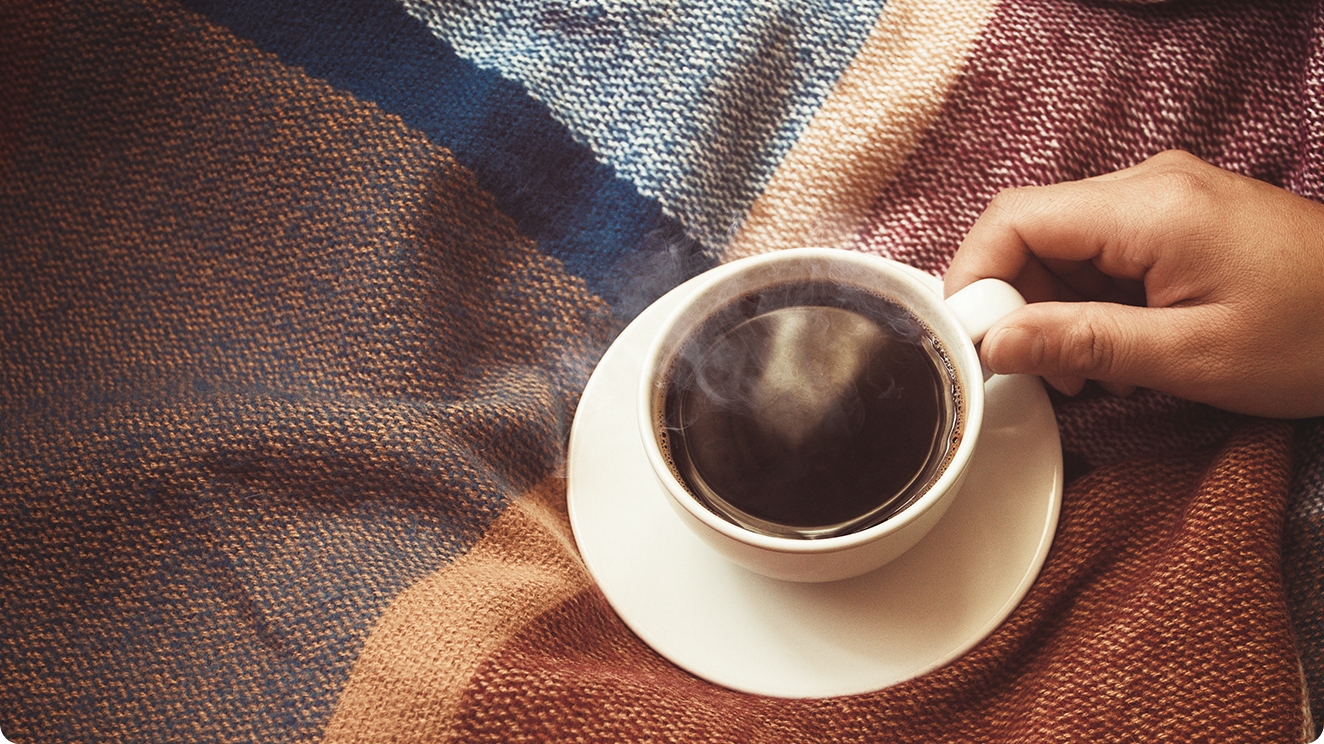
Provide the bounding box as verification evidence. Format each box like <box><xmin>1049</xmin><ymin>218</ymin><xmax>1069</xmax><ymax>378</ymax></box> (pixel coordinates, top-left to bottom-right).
<box><xmin>2</xmin><ymin>0</ymin><xmax>1321</xmax><ymax>740</ymax></box>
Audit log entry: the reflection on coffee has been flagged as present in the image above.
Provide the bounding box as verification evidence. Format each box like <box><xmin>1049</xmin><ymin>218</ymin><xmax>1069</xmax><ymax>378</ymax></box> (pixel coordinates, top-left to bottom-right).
<box><xmin>659</xmin><ymin>281</ymin><xmax>962</xmax><ymax>539</ymax></box>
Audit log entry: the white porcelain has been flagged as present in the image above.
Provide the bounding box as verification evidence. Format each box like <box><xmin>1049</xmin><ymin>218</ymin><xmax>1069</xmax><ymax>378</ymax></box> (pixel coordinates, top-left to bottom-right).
<box><xmin>636</xmin><ymin>248</ymin><xmax>1026</xmax><ymax>582</ymax></box>
<box><xmin>566</xmin><ymin>263</ymin><xmax>1061</xmax><ymax>698</ymax></box>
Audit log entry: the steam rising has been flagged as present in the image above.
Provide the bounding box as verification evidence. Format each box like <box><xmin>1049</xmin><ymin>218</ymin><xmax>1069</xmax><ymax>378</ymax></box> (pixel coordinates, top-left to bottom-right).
<box><xmin>694</xmin><ymin>305</ymin><xmax>902</xmax><ymax>450</ymax></box>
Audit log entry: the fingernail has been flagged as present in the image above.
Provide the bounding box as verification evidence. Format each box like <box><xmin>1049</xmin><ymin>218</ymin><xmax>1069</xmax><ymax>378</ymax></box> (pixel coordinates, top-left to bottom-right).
<box><xmin>985</xmin><ymin>325</ymin><xmax>1042</xmax><ymax>374</ymax></box>
<box><xmin>1047</xmin><ymin>375</ymin><xmax>1087</xmax><ymax>396</ymax></box>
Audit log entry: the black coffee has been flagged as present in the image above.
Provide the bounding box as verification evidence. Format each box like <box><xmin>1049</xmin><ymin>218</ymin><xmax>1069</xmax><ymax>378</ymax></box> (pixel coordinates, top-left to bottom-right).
<box><xmin>660</xmin><ymin>281</ymin><xmax>960</xmax><ymax>538</ymax></box>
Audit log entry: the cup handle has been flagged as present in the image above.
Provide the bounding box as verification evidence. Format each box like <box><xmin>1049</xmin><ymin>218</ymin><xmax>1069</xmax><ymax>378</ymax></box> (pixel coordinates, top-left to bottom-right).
<box><xmin>945</xmin><ymin>278</ymin><xmax>1027</xmax><ymax>344</ymax></box>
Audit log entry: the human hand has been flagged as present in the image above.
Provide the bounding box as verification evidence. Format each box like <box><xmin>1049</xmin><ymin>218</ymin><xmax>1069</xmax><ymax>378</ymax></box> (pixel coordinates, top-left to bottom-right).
<box><xmin>944</xmin><ymin>150</ymin><xmax>1324</xmax><ymax>419</ymax></box>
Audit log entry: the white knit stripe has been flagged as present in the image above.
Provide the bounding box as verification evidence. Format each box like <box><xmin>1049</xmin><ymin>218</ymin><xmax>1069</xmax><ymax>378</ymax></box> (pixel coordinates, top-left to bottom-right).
<box><xmin>724</xmin><ymin>0</ymin><xmax>998</xmax><ymax>262</ymax></box>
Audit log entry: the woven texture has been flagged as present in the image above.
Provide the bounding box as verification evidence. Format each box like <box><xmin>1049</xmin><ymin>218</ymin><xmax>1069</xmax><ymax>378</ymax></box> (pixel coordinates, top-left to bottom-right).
<box><xmin>400</xmin><ymin>0</ymin><xmax>887</xmax><ymax>254</ymax></box>
<box><xmin>447</xmin><ymin>421</ymin><xmax>1302</xmax><ymax>742</ymax></box>
<box><xmin>1</xmin><ymin>0</ymin><xmax>1320</xmax><ymax>741</ymax></box>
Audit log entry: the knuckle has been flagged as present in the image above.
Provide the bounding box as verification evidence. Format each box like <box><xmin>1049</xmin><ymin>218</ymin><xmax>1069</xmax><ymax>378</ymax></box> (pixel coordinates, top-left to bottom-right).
<box><xmin>984</xmin><ymin>186</ymin><xmax>1037</xmax><ymax>220</ymax></box>
<box><xmin>1145</xmin><ymin>149</ymin><xmax>1203</xmax><ymax>170</ymax></box>
<box><xmin>1154</xmin><ymin>167</ymin><xmax>1212</xmax><ymax>207</ymax></box>
<box><xmin>1058</xmin><ymin>309</ymin><xmax>1121</xmax><ymax>378</ymax></box>
<box><xmin>1142</xmin><ymin>152</ymin><xmax>1219</xmax><ymax>209</ymax></box>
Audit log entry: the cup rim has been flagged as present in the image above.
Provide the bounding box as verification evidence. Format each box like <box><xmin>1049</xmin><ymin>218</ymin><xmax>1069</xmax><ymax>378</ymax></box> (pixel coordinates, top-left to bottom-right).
<box><xmin>637</xmin><ymin>247</ymin><xmax>987</xmax><ymax>556</ymax></box>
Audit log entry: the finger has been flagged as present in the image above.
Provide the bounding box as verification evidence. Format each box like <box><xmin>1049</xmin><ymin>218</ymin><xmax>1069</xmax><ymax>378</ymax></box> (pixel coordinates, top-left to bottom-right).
<box><xmin>1016</xmin><ymin>257</ymin><xmax>1145</xmax><ymax>306</ymax></box>
<box><xmin>1006</xmin><ymin>255</ymin><xmax>1083</xmax><ymax>304</ymax></box>
<box><xmin>946</xmin><ymin>177</ymin><xmax>1168</xmax><ymax>295</ymax></box>
<box><xmin>946</xmin><ymin>189</ymin><xmax>1043</xmax><ymax>294</ymax></box>
<box><xmin>1040</xmin><ymin>256</ymin><xmax>1144</xmax><ymax>305</ymax></box>
<box><xmin>979</xmin><ymin>302</ymin><xmax>1188</xmax><ymax>391</ymax></box>
<box><xmin>1044</xmin><ymin>374</ymin><xmax>1086</xmax><ymax>396</ymax></box>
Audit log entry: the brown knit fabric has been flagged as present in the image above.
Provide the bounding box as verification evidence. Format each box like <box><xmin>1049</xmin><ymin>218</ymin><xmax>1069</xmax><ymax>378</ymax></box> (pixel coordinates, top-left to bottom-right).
<box><xmin>442</xmin><ymin>421</ymin><xmax>1302</xmax><ymax>742</ymax></box>
<box><xmin>0</xmin><ymin>0</ymin><xmax>616</xmax><ymax>739</ymax></box>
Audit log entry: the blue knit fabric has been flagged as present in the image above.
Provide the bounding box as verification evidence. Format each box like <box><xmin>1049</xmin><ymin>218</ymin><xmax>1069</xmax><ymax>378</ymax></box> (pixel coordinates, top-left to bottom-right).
<box><xmin>398</xmin><ymin>0</ymin><xmax>887</xmax><ymax>252</ymax></box>
<box><xmin>182</xmin><ymin>0</ymin><xmax>713</xmax><ymax>316</ymax></box>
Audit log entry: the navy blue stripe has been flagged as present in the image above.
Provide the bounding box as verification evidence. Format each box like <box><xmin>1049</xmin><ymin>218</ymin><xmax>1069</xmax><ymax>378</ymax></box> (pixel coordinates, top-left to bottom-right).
<box><xmin>179</xmin><ymin>0</ymin><xmax>712</xmax><ymax>314</ymax></box>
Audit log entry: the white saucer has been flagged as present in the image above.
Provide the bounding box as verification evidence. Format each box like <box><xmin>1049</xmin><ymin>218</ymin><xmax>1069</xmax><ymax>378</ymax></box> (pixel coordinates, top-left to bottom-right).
<box><xmin>566</xmin><ymin>270</ymin><xmax>1063</xmax><ymax>699</ymax></box>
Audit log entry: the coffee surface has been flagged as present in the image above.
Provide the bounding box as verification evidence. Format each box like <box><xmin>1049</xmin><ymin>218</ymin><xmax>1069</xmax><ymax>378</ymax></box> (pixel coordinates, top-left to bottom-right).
<box><xmin>662</xmin><ymin>282</ymin><xmax>958</xmax><ymax>537</ymax></box>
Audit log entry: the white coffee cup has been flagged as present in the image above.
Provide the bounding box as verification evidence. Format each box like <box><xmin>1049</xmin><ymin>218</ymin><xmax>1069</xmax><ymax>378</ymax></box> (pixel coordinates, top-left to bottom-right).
<box><xmin>637</xmin><ymin>247</ymin><xmax>1026</xmax><ymax>582</ymax></box>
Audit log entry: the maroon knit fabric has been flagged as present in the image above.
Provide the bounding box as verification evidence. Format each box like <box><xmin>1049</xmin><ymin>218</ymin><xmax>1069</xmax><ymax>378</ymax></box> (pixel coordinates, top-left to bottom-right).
<box><xmin>853</xmin><ymin>0</ymin><xmax>1319</xmax><ymax>467</ymax></box>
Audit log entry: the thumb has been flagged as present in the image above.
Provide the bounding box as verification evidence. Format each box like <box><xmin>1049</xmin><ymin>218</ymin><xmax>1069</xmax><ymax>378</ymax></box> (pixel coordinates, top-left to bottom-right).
<box><xmin>980</xmin><ymin>302</ymin><xmax>1184</xmax><ymax>392</ymax></box>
